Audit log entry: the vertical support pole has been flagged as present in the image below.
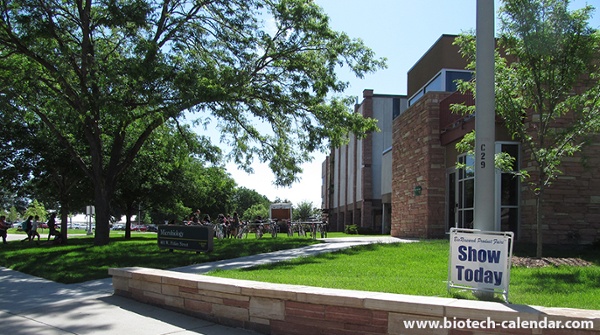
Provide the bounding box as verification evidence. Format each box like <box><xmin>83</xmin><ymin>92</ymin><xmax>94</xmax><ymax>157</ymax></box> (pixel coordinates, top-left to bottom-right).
<box><xmin>382</xmin><ymin>203</ymin><xmax>386</xmax><ymax>235</ymax></box>
<box><xmin>474</xmin><ymin>0</ymin><xmax>496</xmax><ymax>232</ymax></box>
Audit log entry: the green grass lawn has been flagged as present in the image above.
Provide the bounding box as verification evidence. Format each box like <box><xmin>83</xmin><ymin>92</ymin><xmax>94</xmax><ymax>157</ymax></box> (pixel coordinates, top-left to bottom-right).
<box><xmin>208</xmin><ymin>240</ymin><xmax>600</xmax><ymax>310</ymax></box>
<box><xmin>8</xmin><ymin>227</ymin><xmax>98</xmax><ymax>236</ymax></box>
<box><xmin>1</xmin><ymin>232</ymin><xmax>598</xmax><ymax>310</ymax></box>
<box><xmin>0</xmin><ymin>232</ymin><xmax>319</xmax><ymax>283</ymax></box>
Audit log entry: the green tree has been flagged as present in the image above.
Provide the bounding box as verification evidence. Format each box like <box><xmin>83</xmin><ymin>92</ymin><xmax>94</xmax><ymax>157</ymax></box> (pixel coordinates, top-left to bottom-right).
<box><xmin>25</xmin><ymin>121</ymin><xmax>91</xmax><ymax>243</ymax></box>
<box><xmin>293</xmin><ymin>200</ymin><xmax>317</xmax><ymax>222</ymax></box>
<box><xmin>24</xmin><ymin>199</ymin><xmax>46</xmax><ymax>222</ymax></box>
<box><xmin>242</xmin><ymin>203</ymin><xmax>269</xmax><ymax>222</ymax></box>
<box><xmin>0</xmin><ymin>106</ymin><xmax>40</xmax><ymax>199</ymax></box>
<box><xmin>0</xmin><ymin>0</ymin><xmax>383</xmax><ymax>245</ymax></box>
<box><xmin>189</xmin><ymin>164</ymin><xmax>237</xmax><ymax>219</ymax></box>
<box><xmin>113</xmin><ymin>121</ymin><xmax>221</xmax><ymax>237</ymax></box>
<box><xmin>7</xmin><ymin>206</ymin><xmax>19</xmax><ymax>223</ymax></box>
<box><xmin>454</xmin><ymin>0</ymin><xmax>600</xmax><ymax>257</ymax></box>
<box><xmin>231</xmin><ymin>187</ymin><xmax>271</xmax><ymax>219</ymax></box>
<box><xmin>0</xmin><ymin>102</ymin><xmax>93</xmax><ymax>243</ymax></box>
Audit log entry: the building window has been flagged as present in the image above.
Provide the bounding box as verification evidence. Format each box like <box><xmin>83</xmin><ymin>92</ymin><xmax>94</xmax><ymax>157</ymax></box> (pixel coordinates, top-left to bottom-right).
<box><xmin>445</xmin><ymin>71</ymin><xmax>473</xmax><ymax>92</ymax></box>
<box><xmin>424</xmin><ymin>73</ymin><xmax>443</xmax><ymax>93</ymax></box>
<box><xmin>408</xmin><ymin>69</ymin><xmax>474</xmax><ymax>106</ymax></box>
<box><xmin>447</xmin><ymin>143</ymin><xmax>520</xmax><ymax>235</ymax></box>
<box><xmin>496</xmin><ymin>143</ymin><xmax>520</xmax><ymax>236</ymax></box>
<box><xmin>457</xmin><ymin>154</ymin><xmax>475</xmax><ymax>229</ymax></box>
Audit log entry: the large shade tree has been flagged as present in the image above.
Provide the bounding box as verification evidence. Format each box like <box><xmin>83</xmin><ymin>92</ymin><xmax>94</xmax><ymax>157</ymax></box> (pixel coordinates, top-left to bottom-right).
<box><xmin>0</xmin><ymin>0</ymin><xmax>384</xmax><ymax>245</ymax></box>
<box><xmin>454</xmin><ymin>0</ymin><xmax>600</xmax><ymax>257</ymax></box>
<box><xmin>0</xmin><ymin>102</ymin><xmax>90</xmax><ymax>243</ymax></box>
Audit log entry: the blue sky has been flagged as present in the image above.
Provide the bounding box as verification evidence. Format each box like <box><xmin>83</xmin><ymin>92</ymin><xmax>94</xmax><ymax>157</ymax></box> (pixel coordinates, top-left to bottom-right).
<box><xmin>224</xmin><ymin>0</ymin><xmax>600</xmax><ymax>208</ymax></box>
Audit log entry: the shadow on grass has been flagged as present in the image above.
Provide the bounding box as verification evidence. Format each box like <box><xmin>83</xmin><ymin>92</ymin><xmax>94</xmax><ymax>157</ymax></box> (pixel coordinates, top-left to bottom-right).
<box><xmin>513</xmin><ymin>268</ymin><xmax>600</xmax><ymax>294</ymax></box>
<box><xmin>0</xmin><ymin>235</ymin><xmax>319</xmax><ymax>283</ymax></box>
<box><xmin>512</xmin><ymin>242</ymin><xmax>600</xmax><ymax>265</ymax></box>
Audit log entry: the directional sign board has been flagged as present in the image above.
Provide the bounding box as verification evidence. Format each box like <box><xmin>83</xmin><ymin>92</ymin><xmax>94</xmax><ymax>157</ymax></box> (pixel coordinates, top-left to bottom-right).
<box><xmin>158</xmin><ymin>225</ymin><xmax>214</xmax><ymax>252</ymax></box>
<box><xmin>448</xmin><ymin>228</ymin><xmax>513</xmax><ymax>301</ymax></box>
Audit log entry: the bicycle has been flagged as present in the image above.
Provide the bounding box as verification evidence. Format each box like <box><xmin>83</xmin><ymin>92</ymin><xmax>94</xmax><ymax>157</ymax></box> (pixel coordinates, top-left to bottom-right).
<box><xmin>236</xmin><ymin>223</ymin><xmax>249</xmax><ymax>239</ymax></box>
<box><xmin>310</xmin><ymin>222</ymin><xmax>317</xmax><ymax>240</ymax></box>
<box><xmin>319</xmin><ymin>223</ymin><xmax>328</xmax><ymax>238</ymax></box>
<box><xmin>254</xmin><ymin>223</ymin><xmax>263</xmax><ymax>239</ymax></box>
<box><xmin>297</xmin><ymin>222</ymin><xmax>305</xmax><ymax>237</ymax></box>
<box><xmin>269</xmin><ymin>221</ymin><xmax>278</xmax><ymax>238</ymax></box>
<box><xmin>214</xmin><ymin>222</ymin><xmax>225</xmax><ymax>240</ymax></box>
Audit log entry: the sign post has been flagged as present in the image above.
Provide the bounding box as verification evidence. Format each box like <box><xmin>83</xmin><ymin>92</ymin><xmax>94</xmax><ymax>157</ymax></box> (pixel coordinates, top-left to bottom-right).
<box><xmin>86</xmin><ymin>205</ymin><xmax>95</xmax><ymax>235</ymax></box>
<box><xmin>448</xmin><ymin>228</ymin><xmax>513</xmax><ymax>302</ymax></box>
<box><xmin>474</xmin><ymin>0</ymin><xmax>496</xmax><ymax>232</ymax></box>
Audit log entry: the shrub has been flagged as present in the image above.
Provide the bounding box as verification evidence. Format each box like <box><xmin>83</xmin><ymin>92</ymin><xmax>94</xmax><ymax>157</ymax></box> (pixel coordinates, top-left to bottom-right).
<box><xmin>344</xmin><ymin>224</ymin><xmax>358</xmax><ymax>234</ymax></box>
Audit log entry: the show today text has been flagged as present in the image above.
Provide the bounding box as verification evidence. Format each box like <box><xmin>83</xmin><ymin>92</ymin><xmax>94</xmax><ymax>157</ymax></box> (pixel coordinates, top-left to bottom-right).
<box><xmin>455</xmin><ymin>245</ymin><xmax>503</xmax><ymax>286</ymax></box>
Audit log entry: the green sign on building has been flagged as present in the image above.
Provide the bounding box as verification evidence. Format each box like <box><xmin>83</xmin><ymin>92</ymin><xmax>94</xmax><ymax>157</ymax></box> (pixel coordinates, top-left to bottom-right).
<box><xmin>157</xmin><ymin>225</ymin><xmax>214</xmax><ymax>252</ymax></box>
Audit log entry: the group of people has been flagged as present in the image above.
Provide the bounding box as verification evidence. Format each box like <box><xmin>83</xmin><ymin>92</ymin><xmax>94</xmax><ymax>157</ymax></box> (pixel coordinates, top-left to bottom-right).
<box><xmin>0</xmin><ymin>213</ymin><xmax>62</xmax><ymax>245</ymax></box>
<box><xmin>21</xmin><ymin>213</ymin><xmax>61</xmax><ymax>244</ymax></box>
<box><xmin>181</xmin><ymin>210</ymin><xmax>242</xmax><ymax>238</ymax></box>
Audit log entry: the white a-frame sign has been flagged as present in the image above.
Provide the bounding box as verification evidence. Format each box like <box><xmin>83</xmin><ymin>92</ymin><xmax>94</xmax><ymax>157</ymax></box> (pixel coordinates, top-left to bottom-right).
<box><xmin>448</xmin><ymin>228</ymin><xmax>514</xmax><ymax>302</ymax></box>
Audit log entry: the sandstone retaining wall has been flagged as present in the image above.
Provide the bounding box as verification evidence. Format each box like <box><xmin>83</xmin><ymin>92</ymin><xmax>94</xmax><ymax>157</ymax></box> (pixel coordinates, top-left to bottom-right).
<box><xmin>109</xmin><ymin>267</ymin><xmax>600</xmax><ymax>335</ymax></box>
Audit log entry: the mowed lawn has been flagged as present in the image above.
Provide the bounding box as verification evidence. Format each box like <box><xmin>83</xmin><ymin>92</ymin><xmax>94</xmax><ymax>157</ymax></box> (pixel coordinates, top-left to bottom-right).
<box><xmin>208</xmin><ymin>240</ymin><xmax>600</xmax><ymax>310</ymax></box>
<box><xmin>0</xmin><ymin>231</ymin><xmax>319</xmax><ymax>283</ymax></box>
<box><xmin>1</xmin><ymin>231</ymin><xmax>599</xmax><ymax>310</ymax></box>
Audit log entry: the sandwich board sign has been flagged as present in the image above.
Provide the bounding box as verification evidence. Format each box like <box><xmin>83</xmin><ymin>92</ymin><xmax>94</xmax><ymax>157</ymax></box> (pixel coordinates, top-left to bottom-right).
<box><xmin>448</xmin><ymin>228</ymin><xmax>513</xmax><ymax>302</ymax></box>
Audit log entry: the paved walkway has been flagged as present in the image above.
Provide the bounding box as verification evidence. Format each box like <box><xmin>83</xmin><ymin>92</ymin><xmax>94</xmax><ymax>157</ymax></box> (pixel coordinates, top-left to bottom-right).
<box><xmin>0</xmin><ymin>235</ymin><xmax>409</xmax><ymax>335</ymax></box>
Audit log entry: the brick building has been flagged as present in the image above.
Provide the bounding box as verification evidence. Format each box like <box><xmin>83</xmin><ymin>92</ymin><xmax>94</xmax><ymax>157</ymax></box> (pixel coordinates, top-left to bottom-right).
<box><xmin>390</xmin><ymin>35</ymin><xmax>600</xmax><ymax>245</ymax></box>
<box><xmin>322</xmin><ymin>34</ymin><xmax>600</xmax><ymax>245</ymax></box>
<box><xmin>322</xmin><ymin>90</ymin><xmax>407</xmax><ymax>233</ymax></box>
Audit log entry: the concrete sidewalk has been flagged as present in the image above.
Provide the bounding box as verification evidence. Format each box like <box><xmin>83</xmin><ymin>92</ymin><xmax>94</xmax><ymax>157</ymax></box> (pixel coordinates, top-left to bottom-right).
<box><xmin>0</xmin><ymin>235</ymin><xmax>409</xmax><ymax>335</ymax></box>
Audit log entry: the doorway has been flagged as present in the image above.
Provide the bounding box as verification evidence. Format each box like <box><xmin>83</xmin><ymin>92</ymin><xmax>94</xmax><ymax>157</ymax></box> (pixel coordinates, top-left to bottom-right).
<box><xmin>447</xmin><ymin>154</ymin><xmax>475</xmax><ymax>230</ymax></box>
<box><xmin>446</xmin><ymin>144</ymin><xmax>520</xmax><ymax>236</ymax></box>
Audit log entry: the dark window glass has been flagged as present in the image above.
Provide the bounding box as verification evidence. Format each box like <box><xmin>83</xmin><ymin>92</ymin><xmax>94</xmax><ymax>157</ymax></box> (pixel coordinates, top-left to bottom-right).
<box><xmin>501</xmin><ymin>174</ymin><xmax>519</xmax><ymax>206</ymax></box>
<box><xmin>446</xmin><ymin>71</ymin><xmax>474</xmax><ymax>92</ymax></box>
<box><xmin>464</xmin><ymin>179</ymin><xmax>474</xmax><ymax>208</ymax></box>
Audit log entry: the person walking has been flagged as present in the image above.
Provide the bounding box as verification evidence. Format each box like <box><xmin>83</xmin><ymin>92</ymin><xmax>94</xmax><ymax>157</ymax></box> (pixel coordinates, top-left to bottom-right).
<box><xmin>47</xmin><ymin>213</ymin><xmax>57</xmax><ymax>241</ymax></box>
<box><xmin>0</xmin><ymin>215</ymin><xmax>8</xmax><ymax>244</ymax></box>
<box><xmin>30</xmin><ymin>215</ymin><xmax>41</xmax><ymax>243</ymax></box>
<box><xmin>20</xmin><ymin>215</ymin><xmax>34</xmax><ymax>242</ymax></box>
<box><xmin>230</xmin><ymin>212</ymin><xmax>240</xmax><ymax>238</ymax></box>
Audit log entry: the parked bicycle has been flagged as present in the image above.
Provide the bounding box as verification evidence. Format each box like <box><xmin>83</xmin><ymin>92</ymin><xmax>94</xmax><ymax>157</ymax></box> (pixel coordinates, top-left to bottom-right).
<box><xmin>254</xmin><ymin>223</ymin><xmax>264</xmax><ymax>239</ymax></box>
<box><xmin>297</xmin><ymin>222</ymin><xmax>305</xmax><ymax>236</ymax></box>
<box><xmin>319</xmin><ymin>222</ymin><xmax>328</xmax><ymax>238</ymax></box>
<box><xmin>269</xmin><ymin>221</ymin><xmax>279</xmax><ymax>237</ymax></box>
<box><xmin>214</xmin><ymin>222</ymin><xmax>225</xmax><ymax>240</ymax></box>
<box><xmin>310</xmin><ymin>222</ymin><xmax>317</xmax><ymax>240</ymax></box>
<box><xmin>236</xmin><ymin>223</ymin><xmax>249</xmax><ymax>239</ymax></box>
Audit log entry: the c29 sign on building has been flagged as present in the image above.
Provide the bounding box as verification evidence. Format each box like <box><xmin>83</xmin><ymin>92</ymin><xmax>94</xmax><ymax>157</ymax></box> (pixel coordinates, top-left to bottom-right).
<box><xmin>448</xmin><ymin>228</ymin><xmax>514</xmax><ymax>301</ymax></box>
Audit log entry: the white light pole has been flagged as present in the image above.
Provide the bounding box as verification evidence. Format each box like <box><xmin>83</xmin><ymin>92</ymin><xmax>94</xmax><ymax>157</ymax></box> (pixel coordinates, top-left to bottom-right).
<box><xmin>86</xmin><ymin>205</ymin><xmax>95</xmax><ymax>235</ymax></box>
<box><xmin>474</xmin><ymin>0</ymin><xmax>496</xmax><ymax>232</ymax></box>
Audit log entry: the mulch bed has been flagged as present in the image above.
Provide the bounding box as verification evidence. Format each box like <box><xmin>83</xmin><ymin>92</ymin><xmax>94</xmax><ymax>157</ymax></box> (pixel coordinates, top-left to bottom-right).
<box><xmin>511</xmin><ymin>256</ymin><xmax>593</xmax><ymax>268</ymax></box>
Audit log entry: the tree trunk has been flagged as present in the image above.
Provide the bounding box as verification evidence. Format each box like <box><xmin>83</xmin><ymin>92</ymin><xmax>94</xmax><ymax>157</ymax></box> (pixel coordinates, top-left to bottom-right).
<box><xmin>60</xmin><ymin>205</ymin><xmax>69</xmax><ymax>245</ymax></box>
<box><xmin>93</xmin><ymin>185</ymin><xmax>113</xmax><ymax>246</ymax></box>
<box><xmin>125</xmin><ymin>204</ymin><xmax>134</xmax><ymax>239</ymax></box>
<box><xmin>535</xmin><ymin>189</ymin><xmax>544</xmax><ymax>258</ymax></box>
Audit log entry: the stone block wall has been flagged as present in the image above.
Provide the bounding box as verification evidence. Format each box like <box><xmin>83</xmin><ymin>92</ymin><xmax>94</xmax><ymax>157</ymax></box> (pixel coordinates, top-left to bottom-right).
<box><xmin>110</xmin><ymin>267</ymin><xmax>600</xmax><ymax>335</ymax></box>
<box><xmin>519</xmin><ymin>143</ymin><xmax>600</xmax><ymax>245</ymax></box>
<box><xmin>391</xmin><ymin>92</ymin><xmax>450</xmax><ymax>239</ymax></box>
